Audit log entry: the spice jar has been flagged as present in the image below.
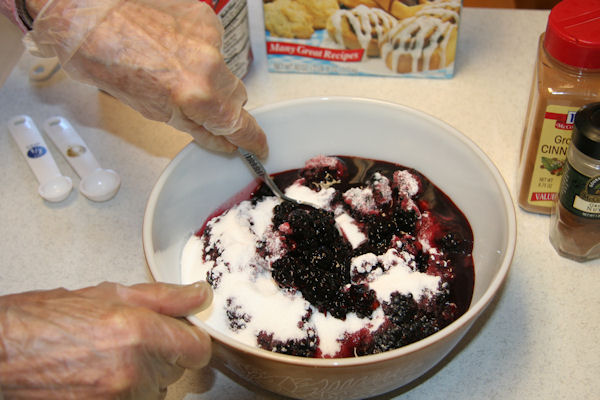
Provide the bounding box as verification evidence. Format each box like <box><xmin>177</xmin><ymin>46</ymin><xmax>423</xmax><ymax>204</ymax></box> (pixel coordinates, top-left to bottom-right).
<box><xmin>517</xmin><ymin>0</ymin><xmax>600</xmax><ymax>214</ymax></box>
<box><xmin>550</xmin><ymin>103</ymin><xmax>600</xmax><ymax>262</ymax></box>
<box><xmin>199</xmin><ymin>0</ymin><xmax>253</xmax><ymax>79</ymax></box>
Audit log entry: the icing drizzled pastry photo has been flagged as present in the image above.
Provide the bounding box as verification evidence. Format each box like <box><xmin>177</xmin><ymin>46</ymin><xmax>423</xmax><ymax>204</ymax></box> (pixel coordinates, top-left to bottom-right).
<box><xmin>380</xmin><ymin>12</ymin><xmax>459</xmax><ymax>73</ymax></box>
<box><xmin>415</xmin><ymin>0</ymin><xmax>461</xmax><ymax>22</ymax></box>
<box><xmin>326</xmin><ymin>5</ymin><xmax>397</xmax><ymax>57</ymax></box>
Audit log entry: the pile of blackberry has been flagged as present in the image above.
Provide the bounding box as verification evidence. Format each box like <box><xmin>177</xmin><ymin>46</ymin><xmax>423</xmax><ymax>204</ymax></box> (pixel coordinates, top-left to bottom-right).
<box><xmin>355</xmin><ymin>205</ymin><xmax>418</xmax><ymax>255</ymax></box>
<box><xmin>225</xmin><ymin>298</ymin><xmax>251</xmax><ymax>332</ymax></box>
<box><xmin>300</xmin><ymin>162</ymin><xmax>343</xmax><ymax>189</ymax></box>
<box><xmin>271</xmin><ymin>201</ymin><xmax>378</xmax><ymax>320</ymax></box>
<box><xmin>352</xmin><ymin>291</ymin><xmax>457</xmax><ymax>356</ymax></box>
<box><xmin>256</xmin><ymin>309</ymin><xmax>320</xmax><ymax>357</ymax></box>
<box><xmin>257</xmin><ymin>329</ymin><xmax>319</xmax><ymax>357</ymax></box>
<box><xmin>267</xmin><ymin>193</ymin><xmax>460</xmax><ymax>356</ymax></box>
<box><xmin>262</xmin><ymin>160</ymin><xmax>470</xmax><ymax>357</ymax></box>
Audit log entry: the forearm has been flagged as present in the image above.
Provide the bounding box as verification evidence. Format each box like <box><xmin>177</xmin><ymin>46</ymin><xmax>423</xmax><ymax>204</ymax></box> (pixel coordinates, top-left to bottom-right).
<box><xmin>18</xmin><ymin>0</ymin><xmax>267</xmax><ymax>156</ymax></box>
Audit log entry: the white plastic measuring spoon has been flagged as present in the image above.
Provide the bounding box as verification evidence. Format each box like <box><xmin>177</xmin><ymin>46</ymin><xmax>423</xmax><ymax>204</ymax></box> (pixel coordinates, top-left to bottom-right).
<box><xmin>43</xmin><ymin>116</ymin><xmax>121</xmax><ymax>202</ymax></box>
<box><xmin>7</xmin><ymin>115</ymin><xmax>73</xmax><ymax>202</ymax></box>
<box><xmin>29</xmin><ymin>57</ymin><xmax>60</xmax><ymax>82</ymax></box>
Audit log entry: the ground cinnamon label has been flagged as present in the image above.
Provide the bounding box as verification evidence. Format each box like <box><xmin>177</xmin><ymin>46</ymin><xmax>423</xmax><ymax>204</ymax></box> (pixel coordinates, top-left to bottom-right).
<box><xmin>522</xmin><ymin>105</ymin><xmax>578</xmax><ymax>208</ymax></box>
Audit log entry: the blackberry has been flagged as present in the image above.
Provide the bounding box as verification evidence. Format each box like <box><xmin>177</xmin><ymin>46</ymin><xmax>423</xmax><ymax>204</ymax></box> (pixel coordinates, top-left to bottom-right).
<box><xmin>372</xmin><ymin>323</ymin><xmax>418</xmax><ymax>353</ymax></box>
<box><xmin>360</xmin><ymin>206</ymin><xmax>417</xmax><ymax>254</ymax></box>
<box><xmin>309</xmin><ymin>246</ymin><xmax>335</xmax><ymax>270</ymax></box>
<box><xmin>368</xmin><ymin>290</ymin><xmax>458</xmax><ymax>354</ymax></box>
<box><xmin>393</xmin><ymin>207</ymin><xmax>417</xmax><ymax>234</ymax></box>
<box><xmin>301</xmin><ymin>167</ymin><xmax>341</xmax><ymax>190</ymax></box>
<box><xmin>271</xmin><ymin>256</ymin><xmax>297</xmax><ymax>287</ymax></box>
<box><xmin>377</xmin><ymin>294</ymin><xmax>430</xmax><ymax>349</ymax></box>
<box><xmin>414</xmin><ymin>251</ymin><xmax>430</xmax><ymax>273</ymax></box>
<box><xmin>364</xmin><ymin>214</ymin><xmax>397</xmax><ymax>254</ymax></box>
<box><xmin>374</xmin><ymin>291</ymin><xmax>457</xmax><ymax>352</ymax></box>
<box><xmin>200</xmin><ymin>228</ymin><xmax>222</xmax><ymax>262</ymax></box>
<box><xmin>206</xmin><ymin>269</ymin><xmax>223</xmax><ymax>288</ymax></box>
<box><xmin>225</xmin><ymin>298</ymin><xmax>251</xmax><ymax>331</ymax></box>
<box><xmin>369</xmin><ymin>323</ymin><xmax>399</xmax><ymax>354</ymax></box>
<box><xmin>270</xmin><ymin>203</ymin><xmax>381</xmax><ymax>319</ymax></box>
<box><xmin>257</xmin><ymin>330</ymin><xmax>318</xmax><ymax>357</ymax></box>
<box><xmin>383</xmin><ymin>293</ymin><xmax>418</xmax><ymax>326</ymax></box>
<box><xmin>346</xmin><ymin>284</ymin><xmax>379</xmax><ymax>318</ymax></box>
<box><xmin>272</xmin><ymin>201</ymin><xmax>296</xmax><ymax>228</ymax></box>
<box><xmin>440</xmin><ymin>232</ymin><xmax>472</xmax><ymax>255</ymax></box>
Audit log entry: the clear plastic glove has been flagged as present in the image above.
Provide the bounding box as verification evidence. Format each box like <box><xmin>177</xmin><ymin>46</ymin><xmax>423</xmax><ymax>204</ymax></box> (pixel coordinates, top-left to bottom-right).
<box><xmin>0</xmin><ymin>281</ymin><xmax>213</xmax><ymax>399</ymax></box>
<box><xmin>25</xmin><ymin>0</ymin><xmax>268</xmax><ymax>158</ymax></box>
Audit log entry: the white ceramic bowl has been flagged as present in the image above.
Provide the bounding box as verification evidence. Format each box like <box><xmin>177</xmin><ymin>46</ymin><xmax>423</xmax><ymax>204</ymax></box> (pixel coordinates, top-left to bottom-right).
<box><xmin>143</xmin><ymin>97</ymin><xmax>516</xmax><ymax>400</ymax></box>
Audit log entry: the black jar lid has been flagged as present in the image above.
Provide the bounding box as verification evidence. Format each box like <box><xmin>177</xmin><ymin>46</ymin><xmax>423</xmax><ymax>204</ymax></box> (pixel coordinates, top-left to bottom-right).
<box><xmin>573</xmin><ymin>102</ymin><xmax>600</xmax><ymax>160</ymax></box>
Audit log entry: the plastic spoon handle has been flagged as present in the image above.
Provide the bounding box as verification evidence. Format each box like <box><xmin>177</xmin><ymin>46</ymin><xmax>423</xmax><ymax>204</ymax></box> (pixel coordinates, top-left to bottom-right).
<box><xmin>42</xmin><ymin>116</ymin><xmax>101</xmax><ymax>178</ymax></box>
<box><xmin>8</xmin><ymin>115</ymin><xmax>65</xmax><ymax>186</ymax></box>
<box><xmin>29</xmin><ymin>57</ymin><xmax>60</xmax><ymax>82</ymax></box>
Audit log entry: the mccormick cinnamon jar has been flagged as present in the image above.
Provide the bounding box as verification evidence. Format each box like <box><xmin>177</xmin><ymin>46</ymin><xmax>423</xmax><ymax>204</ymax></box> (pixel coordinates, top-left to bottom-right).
<box><xmin>517</xmin><ymin>0</ymin><xmax>600</xmax><ymax>214</ymax></box>
<box><xmin>549</xmin><ymin>103</ymin><xmax>600</xmax><ymax>262</ymax></box>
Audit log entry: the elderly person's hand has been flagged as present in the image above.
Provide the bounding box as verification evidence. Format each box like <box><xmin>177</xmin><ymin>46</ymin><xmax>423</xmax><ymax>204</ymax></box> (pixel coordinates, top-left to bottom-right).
<box><xmin>24</xmin><ymin>0</ymin><xmax>268</xmax><ymax>158</ymax></box>
<box><xmin>0</xmin><ymin>281</ymin><xmax>213</xmax><ymax>399</ymax></box>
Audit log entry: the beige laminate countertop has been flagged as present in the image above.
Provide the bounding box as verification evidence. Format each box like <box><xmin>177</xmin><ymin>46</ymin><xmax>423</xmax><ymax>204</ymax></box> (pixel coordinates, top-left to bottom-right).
<box><xmin>0</xmin><ymin>3</ymin><xmax>598</xmax><ymax>400</ymax></box>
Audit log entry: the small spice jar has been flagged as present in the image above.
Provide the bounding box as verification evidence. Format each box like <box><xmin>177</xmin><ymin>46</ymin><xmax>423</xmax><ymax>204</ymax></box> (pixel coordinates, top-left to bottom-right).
<box><xmin>198</xmin><ymin>0</ymin><xmax>253</xmax><ymax>79</ymax></box>
<box><xmin>549</xmin><ymin>103</ymin><xmax>600</xmax><ymax>262</ymax></box>
<box><xmin>517</xmin><ymin>0</ymin><xmax>600</xmax><ymax>214</ymax></box>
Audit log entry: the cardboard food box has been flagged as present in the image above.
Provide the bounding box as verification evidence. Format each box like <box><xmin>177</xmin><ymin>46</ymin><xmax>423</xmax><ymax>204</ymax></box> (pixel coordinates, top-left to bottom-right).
<box><xmin>263</xmin><ymin>0</ymin><xmax>462</xmax><ymax>78</ymax></box>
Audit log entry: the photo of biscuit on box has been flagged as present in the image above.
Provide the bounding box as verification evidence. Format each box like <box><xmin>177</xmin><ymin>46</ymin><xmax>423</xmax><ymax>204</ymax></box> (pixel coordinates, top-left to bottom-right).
<box><xmin>263</xmin><ymin>0</ymin><xmax>462</xmax><ymax>78</ymax></box>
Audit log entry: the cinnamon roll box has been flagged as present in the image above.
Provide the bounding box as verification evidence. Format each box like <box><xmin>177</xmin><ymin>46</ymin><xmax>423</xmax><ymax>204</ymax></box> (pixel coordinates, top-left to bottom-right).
<box><xmin>262</xmin><ymin>0</ymin><xmax>462</xmax><ymax>78</ymax></box>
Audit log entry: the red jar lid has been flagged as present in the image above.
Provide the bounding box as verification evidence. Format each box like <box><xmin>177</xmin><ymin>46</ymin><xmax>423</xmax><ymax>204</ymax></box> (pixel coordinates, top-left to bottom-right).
<box><xmin>544</xmin><ymin>0</ymin><xmax>600</xmax><ymax>69</ymax></box>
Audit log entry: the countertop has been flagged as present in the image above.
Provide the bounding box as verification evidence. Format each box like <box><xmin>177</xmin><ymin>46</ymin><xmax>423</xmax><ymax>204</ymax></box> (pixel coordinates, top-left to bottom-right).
<box><xmin>1</xmin><ymin>3</ymin><xmax>598</xmax><ymax>400</ymax></box>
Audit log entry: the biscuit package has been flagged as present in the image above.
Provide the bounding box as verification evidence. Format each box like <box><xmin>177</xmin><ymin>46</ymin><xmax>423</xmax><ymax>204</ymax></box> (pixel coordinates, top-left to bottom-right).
<box><xmin>263</xmin><ymin>0</ymin><xmax>462</xmax><ymax>78</ymax></box>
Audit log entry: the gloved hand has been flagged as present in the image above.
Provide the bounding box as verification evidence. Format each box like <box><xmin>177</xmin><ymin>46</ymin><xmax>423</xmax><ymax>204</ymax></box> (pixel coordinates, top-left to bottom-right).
<box><xmin>24</xmin><ymin>0</ymin><xmax>268</xmax><ymax>158</ymax></box>
<box><xmin>0</xmin><ymin>281</ymin><xmax>213</xmax><ymax>399</ymax></box>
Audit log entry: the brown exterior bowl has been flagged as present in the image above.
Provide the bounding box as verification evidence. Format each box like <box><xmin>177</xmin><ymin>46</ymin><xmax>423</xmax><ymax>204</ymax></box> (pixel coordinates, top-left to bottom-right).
<box><xmin>143</xmin><ymin>97</ymin><xmax>516</xmax><ymax>399</ymax></box>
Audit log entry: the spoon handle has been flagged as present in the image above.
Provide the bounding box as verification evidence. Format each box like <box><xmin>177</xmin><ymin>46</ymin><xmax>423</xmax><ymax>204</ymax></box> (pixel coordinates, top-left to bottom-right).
<box><xmin>238</xmin><ymin>148</ymin><xmax>287</xmax><ymax>199</ymax></box>
<box><xmin>238</xmin><ymin>148</ymin><xmax>319</xmax><ymax>208</ymax></box>
<box><xmin>43</xmin><ymin>116</ymin><xmax>100</xmax><ymax>178</ymax></box>
<box><xmin>238</xmin><ymin>147</ymin><xmax>268</xmax><ymax>178</ymax></box>
<box><xmin>7</xmin><ymin>115</ymin><xmax>68</xmax><ymax>186</ymax></box>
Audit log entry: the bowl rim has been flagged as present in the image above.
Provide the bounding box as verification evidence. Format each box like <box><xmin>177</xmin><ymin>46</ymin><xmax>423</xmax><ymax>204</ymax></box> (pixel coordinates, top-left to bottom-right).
<box><xmin>143</xmin><ymin>96</ymin><xmax>517</xmax><ymax>367</ymax></box>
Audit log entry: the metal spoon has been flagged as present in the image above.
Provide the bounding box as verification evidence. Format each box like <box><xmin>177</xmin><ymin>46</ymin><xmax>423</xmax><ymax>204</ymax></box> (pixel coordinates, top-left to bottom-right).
<box><xmin>238</xmin><ymin>148</ymin><xmax>317</xmax><ymax>208</ymax></box>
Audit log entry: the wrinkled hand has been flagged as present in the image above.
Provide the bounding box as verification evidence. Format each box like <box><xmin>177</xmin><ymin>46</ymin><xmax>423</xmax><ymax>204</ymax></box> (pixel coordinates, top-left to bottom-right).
<box><xmin>26</xmin><ymin>0</ymin><xmax>268</xmax><ymax>158</ymax></box>
<box><xmin>0</xmin><ymin>281</ymin><xmax>213</xmax><ymax>399</ymax></box>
